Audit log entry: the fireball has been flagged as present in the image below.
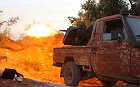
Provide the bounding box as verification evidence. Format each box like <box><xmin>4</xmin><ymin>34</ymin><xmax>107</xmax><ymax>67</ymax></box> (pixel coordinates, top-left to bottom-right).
<box><xmin>27</xmin><ymin>24</ymin><xmax>56</xmax><ymax>38</ymax></box>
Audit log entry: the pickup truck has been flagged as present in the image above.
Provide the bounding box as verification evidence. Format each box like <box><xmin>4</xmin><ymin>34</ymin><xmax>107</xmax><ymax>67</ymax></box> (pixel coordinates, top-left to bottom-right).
<box><xmin>53</xmin><ymin>12</ymin><xmax>140</xmax><ymax>86</ymax></box>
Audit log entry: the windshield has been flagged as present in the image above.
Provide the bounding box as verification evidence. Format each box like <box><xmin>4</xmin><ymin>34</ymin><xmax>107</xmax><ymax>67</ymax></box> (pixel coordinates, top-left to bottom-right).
<box><xmin>126</xmin><ymin>17</ymin><xmax>140</xmax><ymax>38</ymax></box>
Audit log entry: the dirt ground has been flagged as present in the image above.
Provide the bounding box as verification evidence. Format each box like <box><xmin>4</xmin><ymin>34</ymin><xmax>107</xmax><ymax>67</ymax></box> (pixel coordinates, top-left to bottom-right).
<box><xmin>0</xmin><ymin>78</ymin><xmax>64</xmax><ymax>87</ymax></box>
<box><xmin>0</xmin><ymin>34</ymin><xmax>138</xmax><ymax>87</ymax></box>
<box><xmin>0</xmin><ymin>78</ymin><xmax>138</xmax><ymax>87</ymax></box>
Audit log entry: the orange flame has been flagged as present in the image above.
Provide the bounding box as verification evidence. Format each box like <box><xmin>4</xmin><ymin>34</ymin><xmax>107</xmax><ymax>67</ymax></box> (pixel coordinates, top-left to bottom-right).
<box><xmin>27</xmin><ymin>24</ymin><xmax>56</xmax><ymax>38</ymax></box>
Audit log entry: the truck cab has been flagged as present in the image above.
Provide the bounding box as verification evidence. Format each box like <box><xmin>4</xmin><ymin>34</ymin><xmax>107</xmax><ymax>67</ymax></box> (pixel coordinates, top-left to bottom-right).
<box><xmin>53</xmin><ymin>13</ymin><xmax>140</xmax><ymax>86</ymax></box>
<box><xmin>90</xmin><ymin>14</ymin><xmax>140</xmax><ymax>86</ymax></box>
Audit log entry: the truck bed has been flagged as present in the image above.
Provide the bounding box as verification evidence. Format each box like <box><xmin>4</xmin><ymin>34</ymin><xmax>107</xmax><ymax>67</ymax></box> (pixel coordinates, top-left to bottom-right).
<box><xmin>53</xmin><ymin>46</ymin><xmax>91</xmax><ymax>66</ymax></box>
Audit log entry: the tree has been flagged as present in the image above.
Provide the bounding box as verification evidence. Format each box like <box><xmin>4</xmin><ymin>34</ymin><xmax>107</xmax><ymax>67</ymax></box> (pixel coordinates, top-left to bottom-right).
<box><xmin>99</xmin><ymin>0</ymin><xmax>128</xmax><ymax>16</ymax></box>
<box><xmin>68</xmin><ymin>0</ymin><xmax>98</xmax><ymax>26</ymax></box>
<box><xmin>68</xmin><ymin>0</ymin><xmax>128</xmax><ymax>26</ymax></box>
<box><xmin>129</xmin><ymin>0</ymin><xmax>133</xmax><ymax>6</ymax></box>
<box><xmin>0</xmin><ymin>11</ymin><xmax>19</xmax><ymax>38</ymax></box>
<box><xmin>128</xmin><ymin>0</ymin><xmax>140</xmax><ymax>15</ymax></box>
<box><xmin>81</xmin><ymin>0</ymin><xmax>98</xmax><ymax>21</ymax></box>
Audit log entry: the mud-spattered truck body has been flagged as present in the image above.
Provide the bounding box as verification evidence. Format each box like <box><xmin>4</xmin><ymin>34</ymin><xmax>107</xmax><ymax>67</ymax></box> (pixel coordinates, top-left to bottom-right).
<box><xmin>53</xmin><ymin>13</ymin><xmax>140</xmax><ymax>86</ymax></box>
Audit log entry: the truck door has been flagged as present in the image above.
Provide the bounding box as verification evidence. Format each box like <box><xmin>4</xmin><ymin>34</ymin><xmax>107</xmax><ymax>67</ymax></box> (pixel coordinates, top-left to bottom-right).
<box><xmin>91</xmin><ymin>19</ymin><xmax>131</xmax><ymax>77</ymax></box>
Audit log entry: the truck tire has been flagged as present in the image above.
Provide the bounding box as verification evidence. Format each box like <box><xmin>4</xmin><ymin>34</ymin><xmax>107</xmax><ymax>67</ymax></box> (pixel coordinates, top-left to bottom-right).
<box><xmin>64</xmin><ymin>61</ymin><xmax>81</xmax><ymax>86</ymax></box>
<box><xmin>101</xmin><ymin>80</ymin><xmax>116</xmax><ymax>86</ymax></box>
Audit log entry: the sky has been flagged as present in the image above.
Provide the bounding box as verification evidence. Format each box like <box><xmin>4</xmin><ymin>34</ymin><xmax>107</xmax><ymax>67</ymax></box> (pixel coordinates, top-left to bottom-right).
<box><xmin>0</xmin><ymin>0</ymin><xmax>98</xmax><ymax>40</ymax></box>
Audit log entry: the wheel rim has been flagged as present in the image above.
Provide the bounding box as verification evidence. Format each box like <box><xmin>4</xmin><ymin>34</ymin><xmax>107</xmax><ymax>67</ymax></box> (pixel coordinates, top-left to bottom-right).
<box><xmin>67</xmin><ymin>68</ymin><xmax>73</xmax><ymax>81</ymax></box>
<box><xmin>64</xmin><ymin>61</ymin><xmax>81</xmax><ymax>86</ymax></box>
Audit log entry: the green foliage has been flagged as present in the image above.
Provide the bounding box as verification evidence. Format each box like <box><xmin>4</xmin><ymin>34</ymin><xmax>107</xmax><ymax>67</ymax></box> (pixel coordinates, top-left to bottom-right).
<box><xmin>99</xmin><ymin>0</ymin><xmax>128</xmax><ymax>16</ymax></box>
<box><xmin>68</xmin><ymin>0</ymin><xmax>129</xmax><ymax>26</ymax></box>
<box><xmin>129</xmin><ymin>0</ymin><xmax>140</xmax><ymax>15</ymax></box>
<box><xmin>81</xmin><ymin>0</ymin><xmax>98</xmax><ymax>20</ymax></box>
<box><xmin>68</xmin><ymin>16</ymin><xmax>75</xmax><ymax>25</ymax></box>
<box><xmin>68</xmin><ymin>0</ymin><xmax>98</xmax><ymax>26</ymax></box>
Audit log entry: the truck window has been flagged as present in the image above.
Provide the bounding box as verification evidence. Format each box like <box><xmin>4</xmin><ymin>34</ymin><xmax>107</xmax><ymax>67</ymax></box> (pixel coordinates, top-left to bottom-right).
<box><xmin>126</xmin><ymin>17</ymin><xmax>140</xmax><ymax>38</ymax></box>
<box><xmin>102</xmin><ymin>19</ymin><xmax>128</xmax><ymax>41</ymax></box>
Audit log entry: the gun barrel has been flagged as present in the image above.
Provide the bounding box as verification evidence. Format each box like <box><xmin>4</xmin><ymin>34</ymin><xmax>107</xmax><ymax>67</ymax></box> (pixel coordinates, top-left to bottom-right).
<box><xmin>59</xmin><ymin>30</ymin><xmax>67</xmax><ymax>32</ymax></box>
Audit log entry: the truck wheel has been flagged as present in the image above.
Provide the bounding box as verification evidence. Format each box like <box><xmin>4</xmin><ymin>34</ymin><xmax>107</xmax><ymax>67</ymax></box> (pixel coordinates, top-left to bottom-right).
<box><xmin>64</xmin><ymin>61</ymin><xmax>81</xmax><ymax>86</ymax></box>
<box><xmin>101</xmin><ymin>80</ymin><xmax>116</xmax><ymax>86</ymax></box>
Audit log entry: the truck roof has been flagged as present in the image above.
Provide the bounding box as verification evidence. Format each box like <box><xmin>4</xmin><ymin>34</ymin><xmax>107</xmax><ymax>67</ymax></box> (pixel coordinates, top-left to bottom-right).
<box><xmin>97</xmin><ymin>14</ymin><xmax>140</xmax><ymax>22</ymax></box>
<box><xmin>97</xmin><ymin>14</ymin><xmax>122</xmax><ymax>22</ymax></box>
